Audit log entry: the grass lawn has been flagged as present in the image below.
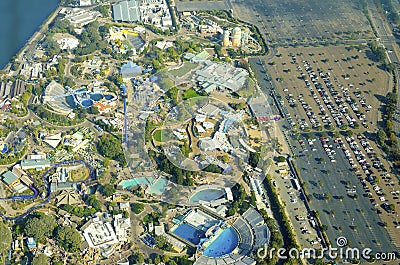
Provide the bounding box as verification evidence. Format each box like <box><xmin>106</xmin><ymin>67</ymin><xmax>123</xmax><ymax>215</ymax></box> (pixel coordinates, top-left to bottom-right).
<box><xmin>153</xmin><ymin>129</ymin><xmax>170</xmax><ymax>142</ymax></box>
<box><xmin>71</xmin><ymin>167</ymin><xmax>90</xmax><ymax>181</ymax></box>
<box><xmin>238</xmin><ymin>78</ymin><xmax>257</xmax><ymax>98</ymax></box>
<box><xmin>169</xmin><ymin>62</ymin><xmax>198</xmax><ymax>77</ymax></box>
<box><xmin>182</xmin><ymin>88</ymin><xmax>201</xmax><ymax>100</ymax></box>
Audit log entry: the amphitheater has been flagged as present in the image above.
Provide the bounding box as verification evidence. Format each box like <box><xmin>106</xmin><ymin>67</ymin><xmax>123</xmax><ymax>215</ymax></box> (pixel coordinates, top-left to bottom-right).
<box><xmin>193</xmin><ymin>207</ymin><xmax>270</xmax><ymax>265</ymax></box>
<box><xmin>42</xmin><ymin>80</ymin><xmax>72</xmax><ymax>114</ymax></box>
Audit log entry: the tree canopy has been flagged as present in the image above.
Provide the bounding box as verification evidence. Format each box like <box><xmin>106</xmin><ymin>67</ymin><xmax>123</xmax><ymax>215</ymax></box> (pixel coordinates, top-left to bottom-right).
<box><xmin>87</xmin><ymin>194</ymin><xmax>103</xmax><ymax>212</ymax></box>
<box><xmin>24</xmin><ymin>214</ymin><xmax>57</xmax><ymax>241</ymax></box>
<box><xmin>100</xmin><ymin>183</ymin><xmax>116</xmax><ymax>198</ymax></box>
<box><xmin>129</xmin><ymin>252</ymin><xmax>144</xmax><ymax>264</ymax></box>
<box><xmin>132</xmin><ymin>203</ymin><xmax>145</xmax><ymax>214</ymax></box>
<box><xmin>97</xmin><ymin>134</ymin><xmax>126</xmax><ymax>166</ymax></box>
<box><xmin>0</xmin><ymin>222</ymin><xmax>12</xmax><ymax>255</ymax></box>
<box><xmin>55</xmin><ymin>226</ymin><xmax>82</xmax><ymax>252</ymax></box>
<box><xmin>32</xmin><ymin>254</ymin><xmax>49</xmax><ymax>265</ymax></box>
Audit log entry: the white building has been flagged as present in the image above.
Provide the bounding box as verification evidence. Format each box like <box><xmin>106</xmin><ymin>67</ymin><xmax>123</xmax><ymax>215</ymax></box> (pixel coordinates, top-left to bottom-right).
<box><xmin>82</xmin><ymin>219</ymin><xmax>119</xmax><ymax>249</ymax></box>
<box><xmin>203</xmin><ymin>121</ymin><xmax>214</xmax><ymax>130</ymax></box>
<box><xmin>196</xmin><ymin>124</ymin><xmax>206</xmax><ymax>134</ymax></box>
<box><xmin>80</xmin><ymin>0</ymin><xmax>92</xmax><ymax>6</ymax></box>
<box><xmin>113</xmin><ymin>214</ymin><xmax>131</xmax><ymax>242</ymax></box>
<box><xmin>65</xmin><ymin>9</ymin><xmax>101</xmax><ymax>27</ymax></box>
<box><xmin>57</xmin><ymin>37</ymin><xmax>79</xmax><ymax>50</ymax></box>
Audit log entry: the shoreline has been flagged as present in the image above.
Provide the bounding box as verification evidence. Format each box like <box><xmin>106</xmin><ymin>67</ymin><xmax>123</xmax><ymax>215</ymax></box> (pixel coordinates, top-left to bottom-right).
<box><xmin>1</xmin><ymin>1</ymin><xmax>61</xmax><ymax>72</ymax></box>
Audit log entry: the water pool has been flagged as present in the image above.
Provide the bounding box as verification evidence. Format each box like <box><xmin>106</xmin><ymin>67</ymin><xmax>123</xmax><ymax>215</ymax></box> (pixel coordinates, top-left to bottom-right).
<box><xmin>119</xmin><ymin>177</ymin><xmax>154</xmax><ymax>189</ymax></box>
<box><xmin>189</xmin><ymin>188</ymin><xmax>225</xmax><ymax>203</ymax></box>
<box><xmin>148</xmin><ymin>177</ymin><xmax>167</xmax><ymax>195</ymax></box>
<box><xmin>173</xmin><ymin>223</ymin><xmax>205</xmax><ymax>245</ymax></box>
<box><xmin>1</xmin><ymin>144</ymin><xmax>7</xmax><ymax>154</ymax></box>
<box><xmin>203</xmin><ymin>227</ymin><xmax>239</xmax><ymax>257</ymax></box>
<box><xmin>105</xmin><ymin>94</ymin><xmax>115</xmax><ymax>101</ymax></box>
<box><xmin>81</xmin><ymin>99</ymin><xmax>93</xmax><ymax>108</ymax></box>
<box><xmin>90</xmin><ymin>93</ymin><xmax>103</xmax><ymax>101</ymax></box>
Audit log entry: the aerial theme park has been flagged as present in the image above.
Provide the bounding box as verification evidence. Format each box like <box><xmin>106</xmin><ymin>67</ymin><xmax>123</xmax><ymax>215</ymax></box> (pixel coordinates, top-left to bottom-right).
<box><xmin>0</xmin><ymin>0</ymin><xmax>399</xmax><ymax>264</ymax></box>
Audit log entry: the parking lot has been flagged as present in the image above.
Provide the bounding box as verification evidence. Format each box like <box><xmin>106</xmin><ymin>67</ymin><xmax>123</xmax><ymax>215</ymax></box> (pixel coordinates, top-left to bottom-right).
<box><xmin>265</xmin><ymin>46</ymin><xmax>390</xmax><ymax>133</ymax></box>
<box><xmin>259</xmin><ymin>45</ymin><xmax>400</xmax><ymax>248</ymax></box>
<box><xmin>270</xmin><ymin>163</ymin><xmax>322</xmax><ymax>249</ymax></box>
<box><xmin>231</xmin><ymin>0</ymin><xmax>373</xmax><ymax>45</ymax></box>
<box><xmin>175</xmin><ymin>0</ymin><xmax>230</xmax><ymax>12</ymax></box>
<box><xmin>291</xmin><ymin>132</ymin><xmax>397</xmax><ymax>253</ymax></box>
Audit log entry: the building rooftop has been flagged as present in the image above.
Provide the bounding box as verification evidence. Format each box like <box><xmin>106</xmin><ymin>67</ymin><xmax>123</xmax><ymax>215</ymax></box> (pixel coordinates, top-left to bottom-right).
<box><xmin>194</xmin><ymin>61</ymin><xmax>248</xmax><ymax>93</ymax></box>
<box><xmin>43</xmin><ymin>132</ymin><xmax>63</xmax><ymax>149</ymax></box>
<box><xmin>192</xmin><ymin>50</ymin><xmax>210</xmax><ymax>62</ymax></box>
<box><xmin>26</xmin><ymin>238</ymin><xmax>36</xmax><ymax>250</ymax></box>
<box><xmin>248</xmin><ymin>97</ymin><xmax>272</xmax><ymax>121</ymax></box>
<box><xmin>83</xmin><ymin>220</ymin><xmax>119</xmax><ymax>248</ymax></box>
<box><xmin>112</xmin><ymin>0</ymin><xmax>141</xmax><ymax>22</ymax></box>
<box><xmin>119</xmin><ymin>202</ymin><xmax>130</xmax><ymax>211</ymax></box>
<box><xmin>56</xmin><ymin>190</ymin><xmax>81</xmax><ymax>205</ymax></box>
<box><xmin>121</xmin><ymin>61</ymin><xmax>142</xmax><ymax>78</ymax></box>
<box><xmin>2</xmin><ymin>171</ymin><xmax>19</xmax><ymax>186</ymax></box>
<box><xmin>65</xmin><ymin>9</ymin><xmax>101</xmax><ymax>27</ymax></box>
<box><xmin>20</xmin><ymin>159</ymin><xmax>50</xmax><ymax>169</ymax></box>
<box><xmin>154</xmin><ymin>224</ymin><xmax>165</xmax><ymax>236</ymax></box>
<box><xmin>114</xmin><ymin>214</ymin><xmax>131</xmax><ymax>241</ymax></box>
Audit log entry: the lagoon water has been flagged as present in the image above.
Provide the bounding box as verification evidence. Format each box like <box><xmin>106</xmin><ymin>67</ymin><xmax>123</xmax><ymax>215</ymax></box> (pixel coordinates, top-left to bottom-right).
<box><xmin>0</xmin><ymin>0</ymin><xmax>59</xmax><ymax>69</ymax></box>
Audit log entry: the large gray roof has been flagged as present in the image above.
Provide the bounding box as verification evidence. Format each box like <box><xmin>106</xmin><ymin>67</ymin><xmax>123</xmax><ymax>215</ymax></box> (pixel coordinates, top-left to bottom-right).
<box><xmin>112</xmin><ymin>0</ymin><xmax>140</xmax><ymax>22</ymax></box>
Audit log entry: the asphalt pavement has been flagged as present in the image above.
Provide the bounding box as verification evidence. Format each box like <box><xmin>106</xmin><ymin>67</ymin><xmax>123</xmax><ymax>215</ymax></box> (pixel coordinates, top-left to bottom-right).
<box><xmin>291</xmin><ymin>133</ymin><xmax>397</xmax><ymax>254</ymax></box>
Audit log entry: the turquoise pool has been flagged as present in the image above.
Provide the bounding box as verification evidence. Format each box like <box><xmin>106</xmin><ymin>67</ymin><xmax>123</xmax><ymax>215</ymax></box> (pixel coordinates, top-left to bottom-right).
<box><xmin>189</xmin><ymin>188</ymin><xmax>225</xmax><ymax>203</ymax></box>
<box><xmin>148</xmin><ymin>177</ymin><xmax>167</xmax><ymax>195</ymax></box>
<box><xmin>203</xmin><ymin>227</ymin><xmax>239</xmax><ymax>258</ymax></box>
<box><xmin>119</xmin><ymin>177</ymin><xmax>154</xmax><ymax>189</ymax></box>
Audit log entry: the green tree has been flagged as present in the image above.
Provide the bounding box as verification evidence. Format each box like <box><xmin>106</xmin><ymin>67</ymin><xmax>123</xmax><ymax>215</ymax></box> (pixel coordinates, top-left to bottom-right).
<box><xmin>32</xmin><ymin>254</ymin><xmax>49</xmax><ymax>265</ymax></box>
<box><xmin>249</xmin><ymin>152</ymin><xmax>261</xmax><ymax>167</ymax></box>
<box><xmin>100</xmin><ymin>184</ymin><xmax>115</xmax><ymax>198</ymax></box>
<box><xmin>42</xmin><ymin>37</ymin><xmax>60</xmax><ymax>57</ymax></box>
<box><xmin>90</xmin><ymin>106</ymin><xmax>100</xmax><ymax>115</ymax></box>
<box><xmin>220</xmin><ymin>154</ymin><xmax>229</xmax><ymax>163</ymax></box>
<box><xmin>132</xmin><ymin>203</ymin><xmax>145</xmax><ymax>214</ymax></box>
<box><xmin>0</xmin><ymin>222</ymin><xmax>12</xmax><ymax>256</ymax></box>
<box><xmin>24</xmin><ymin>214</ymin><xmax>57</xmax><ymax>241</ymax></box>
<box><xmin>53</xmin><ymin>18</ymin><xmax>73</xmax><ymax>34</ymax></box>
<box><xmin>377</xmin><ymin>129</ymin><xmax>386</xmax><ymax>145</ymax></box>
<box><xmin>97</xmin><ymin>134</ymin><xmax>126</xmax><ymax>166</ymax></box>
<box><xmin>129</xmin><ymin>252</ymin><xmax>144</xmax><ymax>264</ymax></box>
<box><xmin>275</xmin><ymin>156</ymin><xmax>286</xmax><ymax>162</ymax></box>
<box><xmin>95</xmin><ymin>4</ymin><xmax>110</xmax><ymax>17</ymax></box>
<box><xmin>104</xmin><ymin>158</ymin><xmax>110</xmax><ymax>168</ymax></box>
<box><xmin>166</xmin><ymin>86</ymin><xmax>179</xmax><ymax>105</ymax></box>
<box><xmin>64</xmin><ymin>77</ymin><xmax>76</xmax><ymax>88</ymax></box>
<box><xmin>55</xmin><ymin>226</ymin><xmax>82</xmax><ymax>252</ymax></box>
<box><xmin>87</xmin><ymin>194</ymin><xmax>103</xmax><ymax>212</ymax></box>
<box><xmin>228</xmin><ymin>102</ymin><xmax>247</xmax><ymax>111</ymax></box>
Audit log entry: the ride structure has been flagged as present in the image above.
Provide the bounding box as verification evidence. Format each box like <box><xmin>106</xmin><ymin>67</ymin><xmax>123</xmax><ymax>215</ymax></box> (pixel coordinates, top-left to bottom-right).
<box><xmin>121</xmin><ymin>84</ymin><xmax>129</xmax><ymax>145</ymax></box>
